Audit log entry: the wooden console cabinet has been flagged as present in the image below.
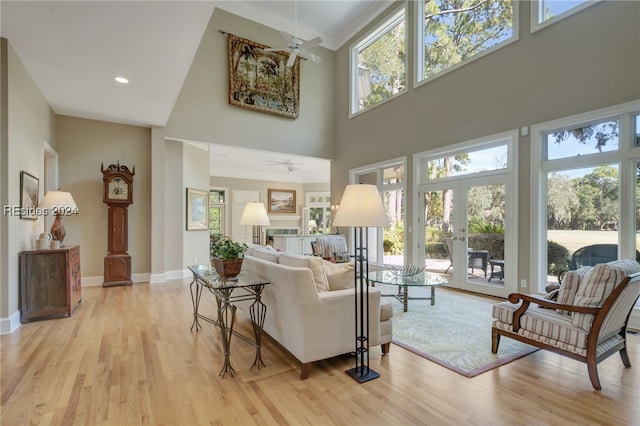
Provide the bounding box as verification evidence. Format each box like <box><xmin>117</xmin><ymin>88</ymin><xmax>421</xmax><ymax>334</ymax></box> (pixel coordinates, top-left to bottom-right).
<box><xmin>19</xmin><ymin>245</ymin><xmax>81</xmax><ymax>323</ymax></box>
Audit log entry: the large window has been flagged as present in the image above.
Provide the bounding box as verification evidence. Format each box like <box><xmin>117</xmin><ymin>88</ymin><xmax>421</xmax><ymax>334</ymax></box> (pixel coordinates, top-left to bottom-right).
<box><xmin>531</xmin><ymin>101</ymin><xmax>640</xmax><ymax>293</ymax></box>
<box><xmin>350</xmin><ymin>6</ymin><xmax>406</xmax><ymax>115</ymax></box>
<box><xmin>416</xmin><ymin>0</ymin><xmax>517</xmax><ymax>85</ymax></box>
<box><xmin>531</xmin><ymin>0</ymin><xmax>596</xmax><ymax>32</ymax></box>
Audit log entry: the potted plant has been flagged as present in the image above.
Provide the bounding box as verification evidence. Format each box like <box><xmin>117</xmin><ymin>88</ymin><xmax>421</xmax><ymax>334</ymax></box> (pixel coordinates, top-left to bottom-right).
<box><xmin>210</xmin><ymin>235</ymin><xmax>248</xmax><ymax>278</ymax></box>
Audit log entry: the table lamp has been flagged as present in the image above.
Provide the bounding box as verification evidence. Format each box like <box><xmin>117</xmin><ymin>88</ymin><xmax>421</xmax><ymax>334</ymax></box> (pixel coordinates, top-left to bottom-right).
<box><xmin>239</xmin><ymin>202</ymin><xmax>270</xmax><ymax>245</ymax></box>
<box><xmin>332</xmin><ymin>184</ymin><xmax>390</xmax><ymax>383</ymax></box>
<box><xmin>308</xmin><ymin>219</ymin><xmax>318</xmax><ymax>234</ymax></box>
<box><xmin>39</xmin><ymin>190</ymin><xmax>78</xmax><ymax>246</ymax></box>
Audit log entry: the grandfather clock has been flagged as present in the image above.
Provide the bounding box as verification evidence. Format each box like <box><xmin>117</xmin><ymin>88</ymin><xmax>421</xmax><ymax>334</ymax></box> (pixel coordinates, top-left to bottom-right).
<box><xmin>101</xmin><ymin>162</ymin><xmax>135</xmax><ymax>287</ymax></box>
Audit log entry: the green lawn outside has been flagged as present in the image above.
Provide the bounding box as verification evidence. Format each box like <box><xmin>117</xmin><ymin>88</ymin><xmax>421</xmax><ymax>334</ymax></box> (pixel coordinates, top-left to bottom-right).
<box><xmin>547</xmin><ymin>230</ymin><xmax>640</xmax><ymax>255</ymax></box>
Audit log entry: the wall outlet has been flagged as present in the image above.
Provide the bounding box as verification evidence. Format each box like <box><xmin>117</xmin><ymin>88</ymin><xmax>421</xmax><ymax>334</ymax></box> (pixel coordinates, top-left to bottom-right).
<box><xmin>520</xmin><ymin>279</ymin><xmax>527</xmax><ymax>288</ymax></box>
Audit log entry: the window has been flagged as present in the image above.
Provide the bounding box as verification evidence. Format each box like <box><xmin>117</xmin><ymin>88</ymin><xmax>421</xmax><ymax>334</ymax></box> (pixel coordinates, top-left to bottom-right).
<box><xmin>531</xmin><ymin>0</ymin><xmax>597</xmax><ymax>32</ymax></box>
<box><xmin>416</xmin><ymin>0</ymin><xmax>517</xmax><ymax>85</ymax></box>
<box><xmin>305</xmin><ymin>192</ymin><xmax>331</xmax><ymax>234</ymax></box>
<box><xmin>350</xmin><ymin>6</ymin><xmax>406</xmax><ymax>115</ymax></box>
<box><xmin>418</xmin><ymin>142</ymin><xmax>509</xmax><ymax>182</ymax></box>
<box><xmin>351</xmin><ymin>159</ymin><xmax>407</xmax><ymax>265</ymax></box>
<box><xmin>209</xmin><ymin>189</ymin><xmax>226</xmax><ymax>236</ymax></box>
<box><xmin>530</xmin><ymin>101</ymin><xmax>640</xmax><ymax>294</ymax></box>
<box><xmin>635</xmin><ymin>114</ymin><xmax>640</xmax><ymax>147</ymax></box>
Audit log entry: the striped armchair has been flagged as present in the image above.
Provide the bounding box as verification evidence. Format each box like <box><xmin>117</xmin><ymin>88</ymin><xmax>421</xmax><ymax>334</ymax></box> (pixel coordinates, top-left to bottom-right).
<box><xmin>491</xmin><ymin>260</ymin><xmax>640</xmax><ymax>390</ymax></box>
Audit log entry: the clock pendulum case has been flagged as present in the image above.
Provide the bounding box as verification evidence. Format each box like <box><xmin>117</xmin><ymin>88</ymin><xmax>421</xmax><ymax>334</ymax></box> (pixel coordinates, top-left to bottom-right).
<box><xmin>101</xmin><ymin>162</ymin><xmax>135</xmax><ymax>287</ymax></box>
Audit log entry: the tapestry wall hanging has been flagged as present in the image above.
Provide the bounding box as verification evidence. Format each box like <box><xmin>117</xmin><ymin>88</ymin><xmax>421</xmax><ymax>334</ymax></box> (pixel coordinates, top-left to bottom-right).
<box><xmin>227</xmin><ymin>33</ymin><xmax>300</xmax><ymax>119</ymax></box>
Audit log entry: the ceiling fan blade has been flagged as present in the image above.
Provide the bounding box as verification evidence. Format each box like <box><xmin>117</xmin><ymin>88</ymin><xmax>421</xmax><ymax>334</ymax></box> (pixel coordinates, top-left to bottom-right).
<box><xmin>263</xmin><ymin>47</ymin><xmax>284</xmax><ymax>52</ymax></box>
<box><xmin>287</xmin><ymin>50</ymin><xmax>298</xmax><ymax>67</ymax></box>
<box><xmin>301</xmin><ymin>36</ymin><xmax>322</xmax><ymax>49</ymax></box>
<box><xmin>305</xmin><ymin>51</ymin><xmax>322</xmax><ymax>63</ymax></box>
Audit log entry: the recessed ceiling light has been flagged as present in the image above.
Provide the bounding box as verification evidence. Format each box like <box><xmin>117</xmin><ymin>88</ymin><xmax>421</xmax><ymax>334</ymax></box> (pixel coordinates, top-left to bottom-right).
<box><xmin>115</xmin><ymin>76</ymin><xmax>129</xmax><ymax>84</ymax></box>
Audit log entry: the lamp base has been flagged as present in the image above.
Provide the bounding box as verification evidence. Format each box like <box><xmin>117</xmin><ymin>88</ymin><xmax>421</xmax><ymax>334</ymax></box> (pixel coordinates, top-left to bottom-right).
<box><xmin>346</xmin><ymin>366</ymin><xmax>380</xmax><ymax>383</ymax></box>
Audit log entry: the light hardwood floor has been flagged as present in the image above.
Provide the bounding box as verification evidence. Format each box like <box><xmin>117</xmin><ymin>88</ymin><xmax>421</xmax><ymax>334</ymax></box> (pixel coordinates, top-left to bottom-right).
<box><xmin>2</xmin><ymin>279</ymin><xmax>639</xmax><ymax>425</ymax></box>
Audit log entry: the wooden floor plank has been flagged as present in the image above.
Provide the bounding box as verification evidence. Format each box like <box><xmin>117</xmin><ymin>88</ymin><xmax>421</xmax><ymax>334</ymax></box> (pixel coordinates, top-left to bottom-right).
<box><xmin>2</xmin><ymin>280</ymin><xmax>640</xmax><ymax>425</ymax></box>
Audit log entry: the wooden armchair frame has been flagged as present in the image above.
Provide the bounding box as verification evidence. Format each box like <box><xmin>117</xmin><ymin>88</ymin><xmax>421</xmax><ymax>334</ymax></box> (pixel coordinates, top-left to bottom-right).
<box><xmin>492</xmin><ymin>272</ymin><xmax>640</xmax><ymax>390</ymax></box>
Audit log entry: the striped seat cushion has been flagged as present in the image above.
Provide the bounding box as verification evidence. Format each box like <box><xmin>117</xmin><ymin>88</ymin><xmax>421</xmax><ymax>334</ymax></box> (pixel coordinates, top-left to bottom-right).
<box><xmin>492</xmin><ymin>301</ymin><xmax>589</xmax><ymax>355</ymax></box>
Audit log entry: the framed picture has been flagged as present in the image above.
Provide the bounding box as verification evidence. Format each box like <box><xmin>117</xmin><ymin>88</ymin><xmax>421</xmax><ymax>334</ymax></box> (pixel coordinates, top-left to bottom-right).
<box><xmin>186</xmin><ymin>188</ymin><xmax>209</xmax><ymax>231</ymax></box>
<box><xmin>20</xmin><ymin>171</ymin><xmax>39</xmax><ymax>220</ymax></box>
<box><xmin>268</xmin><ymin>189</ymin><xmax>296</xmax><ymax>214</ymax></box>
<box><xmin>227</xmin><ymin>33</ymin><xmax>300</xmax><ymax>119</ymax></box>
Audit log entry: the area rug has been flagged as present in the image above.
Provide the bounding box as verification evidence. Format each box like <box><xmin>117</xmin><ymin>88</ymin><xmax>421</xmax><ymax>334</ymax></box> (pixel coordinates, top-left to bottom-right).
<box><xmin>388</xmin><ymin>287</ymin><xmax>538</xmax><ymax>377</ymax></box>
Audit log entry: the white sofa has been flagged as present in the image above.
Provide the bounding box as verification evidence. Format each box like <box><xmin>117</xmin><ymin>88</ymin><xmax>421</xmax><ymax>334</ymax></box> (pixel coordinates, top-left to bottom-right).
<box><xmin>234</xmin><ymin>248</ymin><xmax>393</xmax><ymax>379</ymax></box>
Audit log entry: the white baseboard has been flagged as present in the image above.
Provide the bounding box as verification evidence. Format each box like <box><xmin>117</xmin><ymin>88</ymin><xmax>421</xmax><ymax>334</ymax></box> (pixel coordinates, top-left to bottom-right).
<box><xmin>166</xmin><ymin>269</ymin><xmax>191</xmax><ymax>280</ymax></box>
<box><xmin>0</xmin><ymin>310</ymin><xmax>21</xmax><ymax>335</ymax></box>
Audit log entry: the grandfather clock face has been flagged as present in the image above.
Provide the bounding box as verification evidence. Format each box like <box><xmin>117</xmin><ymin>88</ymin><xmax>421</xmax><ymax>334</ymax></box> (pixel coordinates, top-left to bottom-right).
<box><xmin>101</xmin><ymin>162</ymin><xmax>135</xmax><ymax>286</ymax></box>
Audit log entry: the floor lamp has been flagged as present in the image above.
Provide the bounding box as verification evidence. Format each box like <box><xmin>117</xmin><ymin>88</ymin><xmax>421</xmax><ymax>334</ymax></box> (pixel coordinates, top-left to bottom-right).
<box><xmin>332</xmin><ymin>184</ymin><xmax>390</xmax><ymax>383</ymax></box>
<box><xmin>239</xmin><ymin>202</ymin><xmax>270</xmax><ymax>245</ymax></box>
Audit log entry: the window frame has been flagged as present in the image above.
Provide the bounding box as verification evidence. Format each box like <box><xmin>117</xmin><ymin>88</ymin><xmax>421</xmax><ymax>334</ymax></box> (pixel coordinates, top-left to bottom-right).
<box><xmin>414</xmin><ymin>0</ymin><xmax>519</xmax><ymax>88</ymax></box>
<box><xmin>530</xmin><ymin>0</ymin><xmax>600</xmax><ymax>33</ymax></box>
<box><xmin>209</xmin><ymin>187</ymin><xmax>227</xmax><ymax>237</ymax></box>
<box><xmin>349</xmin><ymin>3</ymin><xmax>408</xmax><ymax>118</ymax></box>
<box><xmin>348</xmin><ymin>157</ymin><xmax>408</xmax><ymax>265</ymax></box>
<box><xmin>529</xmin><ymin>100</ymin><xmax>640</xmax><ymax>295</ymax></box>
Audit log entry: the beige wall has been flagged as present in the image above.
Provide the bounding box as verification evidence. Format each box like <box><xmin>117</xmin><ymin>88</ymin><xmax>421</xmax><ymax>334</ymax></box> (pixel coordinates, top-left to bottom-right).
<box><xmin>164</xmin><ymin>140</ymin><xmax>184</xmax><ymax>272</ymax></box>
<box><xmin>1</xmin><ymin>40</ymin><xmax>57</xmax><ymax>328</ymax></box>
<box><xmin>56</xmin><ymin>116</ymin><xmax>152</xmax><ymax>280</ymax></box>
<box><xmin>183</xmin><ymin>144</ymin><xmax>210</xmax><ymax>267</ymax></box>
<box><xmin>332</xmin><ymin>1</ymin><xmax>640</xmax><ymax>285</ymax></box>
<box><xmin>165</xmin><ymin>8</ymin><xmax>336</xmax><ymax>160</ymax></box>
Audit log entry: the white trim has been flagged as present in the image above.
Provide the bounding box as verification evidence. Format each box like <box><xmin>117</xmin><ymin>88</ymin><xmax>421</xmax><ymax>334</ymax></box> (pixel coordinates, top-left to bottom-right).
<box><xmin>349</xmin><ymin>3</ymin><xmax>408</xmax><ymax>117</ymax></box>
<box><xmin>150</xmin><ymin>273</ymin><xmax>166</xmax><ymax>284</ymax></box>
<box><xmin>412</xmin><ymin>129</ymin><xmax>519</xmax><ymax>298</ymax></box>
<box><xmin>414</xmin><ymin>0</ymin><xmax>519</xmax><ymax>89</ymax></box>
<box><xmin>530</xmin><ymin>0</ymin><xmax>601</xmax><ymax>33</ymax></box>
<box><xmin>166</xmin><ymin>269</ymin><xmax>191</xmax><ymax>280</ymax></box>
<box><xmin>0</xmin><ymin>311</ymin><xmax>21</xmax><ymax>335</ymax></box>
<box><xmin>529</xmin><ymin>100</ymin><xmax>640</xmax><ymax>294</ymax></box>
<box><xmin>82</xmin><ymin>273</ymin><xmax>152</xmax><ymax>287</ymax></box>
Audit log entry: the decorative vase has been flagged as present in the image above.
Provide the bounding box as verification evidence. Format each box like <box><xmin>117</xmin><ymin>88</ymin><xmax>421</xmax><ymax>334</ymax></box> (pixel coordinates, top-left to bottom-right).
<box><xmin>211</xmin><ymin>257</ymin><xmax>243</xmax><ymax>278</ymax></box>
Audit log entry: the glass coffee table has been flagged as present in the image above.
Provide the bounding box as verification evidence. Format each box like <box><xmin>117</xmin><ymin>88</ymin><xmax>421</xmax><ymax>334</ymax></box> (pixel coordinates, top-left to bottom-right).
<box><xmin>368</xmin><ymin>270</ymin><xmax>448</xmax><ymax>312</ymax></box>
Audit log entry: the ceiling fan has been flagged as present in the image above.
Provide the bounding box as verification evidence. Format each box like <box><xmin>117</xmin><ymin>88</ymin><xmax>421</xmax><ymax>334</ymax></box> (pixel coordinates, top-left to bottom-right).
<box><xmin>264</xmin><ymin>0</ymin><xmax>322</xmax><ymax>67</ymax></box>
<box><xmin>267</xmin><ymin>160</ymin><xmax>301</xmax><ymax>174</ymax></box>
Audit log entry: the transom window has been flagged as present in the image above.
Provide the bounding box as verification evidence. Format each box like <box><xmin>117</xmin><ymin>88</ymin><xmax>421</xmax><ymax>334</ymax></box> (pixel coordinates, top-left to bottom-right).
<box><xmin>531</xmin><ymin>0</ymin><xmax>597</xmax><ymax>32</ymax></box>
<box><xmin>418</xmin><ymin>143</ymin><xmax>509</xmax><ymax>182</ymax></box>
<box><xmin>416</xmin><ymin>0</ymin><xmax>517</xmax><ymax>85</ymax></box>
<box><xmin>545</xmin><ymin>118</ymin><xmax>619</xmax><ymax>160</ymax></box>
<box><xmin>350</xmin><ymin>6</ymin><xmax>406</xmax><ymax>115</ymax></box>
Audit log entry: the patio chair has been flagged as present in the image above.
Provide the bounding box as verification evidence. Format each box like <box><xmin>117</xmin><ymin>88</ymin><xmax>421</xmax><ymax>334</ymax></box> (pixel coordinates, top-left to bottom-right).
<box><xmin>558</xmin><ymin>244</ymin><xmax>640</xmax><ymax>284</ymax></box>
<box><xmin>442</xmin><ymin>237</ymin><xmax>489</xmax><ymax>277</ymax></box>
<box><xmin>492</xmin><ymin>260</ymin><xmax>640</xmax><ymax>390</ymax></box>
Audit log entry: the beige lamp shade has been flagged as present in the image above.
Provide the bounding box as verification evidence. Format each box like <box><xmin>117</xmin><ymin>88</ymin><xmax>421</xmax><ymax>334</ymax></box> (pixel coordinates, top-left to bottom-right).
<box><xmin>239</xmin><ymin>202</ymin><xmax>271</xmax><ymax>226</ymax></box>
<box><xmin>39</xmin><ymin>190</ymin><xmax>77</xmax><ymax>213</ymax></box>
<box><xmin>39</xmin><ymin>190</ymin><xmax>78</xmax><ymax>245</ymax></box>
<box><xmin>332</xmin><ymin>184</ymin><xmax>390</xmax><ymax>228</ymax></box>
<box><xmin>308</xmin><ymin>219</ymin><xmax>318</xmax><ymax>228</ymax></box>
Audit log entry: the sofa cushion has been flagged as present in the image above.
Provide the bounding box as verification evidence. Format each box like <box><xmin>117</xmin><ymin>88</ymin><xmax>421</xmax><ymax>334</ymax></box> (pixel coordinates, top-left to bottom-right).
<box><xmin>572</xmin><ymin>260</ymin><xmax>640</xmax><ymax>330</ymax></box>
<box><xmin>252</xmin><ymin>247</ymin><xmax>280</xmax><ymax>263</ymax></box>
<box><xmin>325</xmin><ymin>262</ymin><xmax>354</xmax><ymax>291</ymax></box>
<box><xmin>380</xmin><ymin>298</ymin><xmax>393</xmax><ymax>322</ymax></box>
<box><xmin>278</xmin><ymin>253</ymin><xmax>329</xmax><ymax>292</ymax></box>
<box><xmin>556</xmin><ymin>265</ymin><xmax>591</xmax><ymax>315</ymax></box>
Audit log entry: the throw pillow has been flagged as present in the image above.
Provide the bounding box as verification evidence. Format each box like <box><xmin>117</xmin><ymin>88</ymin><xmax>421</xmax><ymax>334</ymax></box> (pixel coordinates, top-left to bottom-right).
<box><xmin>572</xmin><ymin>260</ymin><xmax>640</xmax><ymax>330</ymax></box>
<box><xmin>556</xmin><ymin>265</ymin><xmax>591</xmax><ymax>315</ymax></box>
<box><xmin>334</xmin><ymin>252</ymin><xmax>350</xmax><ymax>263</ymax></box>
<box><xmin>278</xmin><ymin>253</ymin><xmax>329</xmax><ymax>292</ymax></box>
<box><xmin>326</xmin><ymin>262</ymin><xmax>355</xmax><ymax>291</ymax></box>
